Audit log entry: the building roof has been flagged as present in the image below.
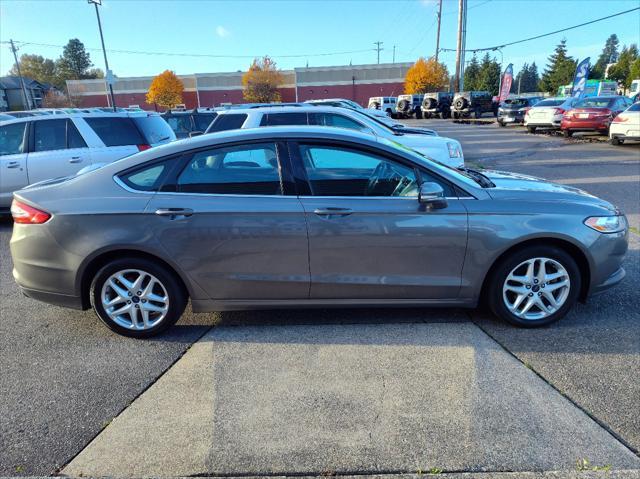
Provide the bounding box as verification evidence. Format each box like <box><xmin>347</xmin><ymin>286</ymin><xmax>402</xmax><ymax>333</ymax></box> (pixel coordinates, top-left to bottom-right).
<box><xmin>0</xmin><ymin>76</ymin><xmax>52</xmax><ymax>91</ymax></box>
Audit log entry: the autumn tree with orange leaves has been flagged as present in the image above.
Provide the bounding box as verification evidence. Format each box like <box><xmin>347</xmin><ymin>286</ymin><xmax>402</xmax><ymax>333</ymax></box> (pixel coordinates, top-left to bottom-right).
<box><xmin>146</xmin><ymin>70</ymin><xmax>184</xmax><ymax>109</ymax></box>
<box><xmin>242</xmin><ymin>56</ymin><xmax>284</xmax><ymax>103</ymax></box>
<box><xmin>404</xmin><ymin>57</ymin><xmax>449</xmax><ymax>94</ymax></box>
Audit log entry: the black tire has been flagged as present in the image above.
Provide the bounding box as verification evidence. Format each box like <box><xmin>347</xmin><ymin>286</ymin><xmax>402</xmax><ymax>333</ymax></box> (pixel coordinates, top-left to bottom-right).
<box><xmin>90</xmin><ymin>257</ymin><xmax>187</xmax><ymax>338</ymax></box>
<box><xmin>487</xmin><ymin>246</ymin><xmax>581</xmax><ymax>328</ymax></box>
<box><xmin>474</xmin><ymin>108</ymin><xmax>482</xmax><ymax>119</ymax></box>
<box><xmin>498</xmin><ymin>120</ymin><xmax>505</xmax><ymax>127</ymax></box>
<box><xmin>452</xmin><ymin>111</ymin><xmax>459</xmax><ymax>119</ymax></box>
<box><xmin>441</xmin><ymin>109</ymin><xmax>451</xmax><ymax>119</ymax></box>
<box><xmin>424</xmin><ymin>112</ymin><xmax>432</xmax><ymax>119</ymax></box>
<box><xmin>563</xmin><ymin>129</ymin><xmax>573</xmax><ymax>137</ymax></box>
<box><xmin>415</xmin><ymin>107</ymin><xmax>423</xmax><ymax>119</ymax></box>
<box><xmin>611</xmin><ymin>137</ymin><xmax>623</xmax><ymax>145</ymax></box>
<box><xmin>385</xmin><ymin>108</ymin><xmax>392</xmax><ymax>117</ymax></box>
<box><xmin>527</xmin><ymin>126</ymin><xmax>536</xmax><ymax>134</ymax></box>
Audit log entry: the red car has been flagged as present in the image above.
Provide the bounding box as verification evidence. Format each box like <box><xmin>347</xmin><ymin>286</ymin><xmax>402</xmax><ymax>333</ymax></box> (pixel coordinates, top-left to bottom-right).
<box><xmin>561</xmin><ymin>96</ymin><xmax>634</xmax><ymax>137</ymax></box>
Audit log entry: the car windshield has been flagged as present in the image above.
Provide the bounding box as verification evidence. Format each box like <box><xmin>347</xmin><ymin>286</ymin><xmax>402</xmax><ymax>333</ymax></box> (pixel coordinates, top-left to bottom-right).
<box><xmin>535</xmin><ymin>99</ymin><xmax>564</xmax><ymax>107</ymax></box>
<box><xmin>575</xmin><ymin>98</ymin><xmax>615</xmax><ymax>108</ymax></box>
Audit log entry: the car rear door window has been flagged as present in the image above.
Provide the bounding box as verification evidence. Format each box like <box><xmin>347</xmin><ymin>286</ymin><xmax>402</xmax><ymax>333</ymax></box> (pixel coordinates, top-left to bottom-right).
<box><xmin>67</xmin><ymin>120</ymin><xmax>87</xmax><ymax>148</ymax></box>
<box><xmin>299</xmin><ymin>144</ymin><xmax>418</xmax><ymax>197</ymax></box>
<box><xmin>207</xmin><ymin>114</ymin><xmax>247</xmax><ymax>132</ymax></box>
<box><xmin>0</xmin><ymin>122</ymin><xmax>27</xmax><ymax>156</ymax></box>
<box><xmin>177</xmin><ymin>142</ymin><xmax>281</xmax><ymax>195</ymax></box>
<box><xmin>84</xmin><ymin>117</ymin><xmax>146</xmax><ymax>146</ymax></box>
<box><xmin>309</xmin><ymin>113</ymin><xmax>368</xmax><ymax>132</ymax></box>
<box><xmin>259</xmin><ymin>112</ymin><xmax>309</xmax><ymax>126</ymax></box>
<box><xmin>34</xmin><ymin>119</ymin><xmax>67</xmax><ymax>152</ymax></box>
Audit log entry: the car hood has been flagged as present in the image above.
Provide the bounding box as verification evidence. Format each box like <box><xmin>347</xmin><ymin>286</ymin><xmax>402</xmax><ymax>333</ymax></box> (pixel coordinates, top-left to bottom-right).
<box><xmin>484</xmin><ymin>170</ymin><xmax>618</xmax><ymax>212</ymax></box>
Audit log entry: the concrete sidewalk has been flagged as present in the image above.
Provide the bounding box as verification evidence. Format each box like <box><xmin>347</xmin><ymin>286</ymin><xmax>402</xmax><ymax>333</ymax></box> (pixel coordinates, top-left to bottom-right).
<box><xmin>63</xmin><ymin>322</ymin><xmax>640</xmax><ymax>477</ymax></box>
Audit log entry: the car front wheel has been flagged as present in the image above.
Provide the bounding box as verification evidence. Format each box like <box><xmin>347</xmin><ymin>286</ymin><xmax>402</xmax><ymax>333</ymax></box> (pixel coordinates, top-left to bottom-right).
<box><xmin>487</xmin><ymin>246</ymin><xmax>581</xmax><ymax>327</ymax></box>
<box><xmin>90</xmin><ymin>258</ymin><xmax>187</xmax><ymax>338</ymax></box>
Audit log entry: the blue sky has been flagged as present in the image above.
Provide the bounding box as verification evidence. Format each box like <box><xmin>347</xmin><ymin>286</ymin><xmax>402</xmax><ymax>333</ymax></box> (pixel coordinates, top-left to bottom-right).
<box><xmin>1</xmin><ymin>0</ymin><xmax>639</xmax><ymax>78</ymax></box>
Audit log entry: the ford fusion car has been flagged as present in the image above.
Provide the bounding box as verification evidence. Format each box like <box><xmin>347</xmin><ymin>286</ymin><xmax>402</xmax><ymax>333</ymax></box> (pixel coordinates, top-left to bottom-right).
<box><xmin>10</xmin><ymin>127</ymin><xmax>628</xmax><ymax>338</ymax></box>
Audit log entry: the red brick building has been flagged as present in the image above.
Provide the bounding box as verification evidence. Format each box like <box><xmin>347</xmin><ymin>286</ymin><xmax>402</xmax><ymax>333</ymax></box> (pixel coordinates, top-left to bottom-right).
<box><xmin>66</xmin><ymin>62</ymin><xmax>411</xmax><ymax>110</ymax></box>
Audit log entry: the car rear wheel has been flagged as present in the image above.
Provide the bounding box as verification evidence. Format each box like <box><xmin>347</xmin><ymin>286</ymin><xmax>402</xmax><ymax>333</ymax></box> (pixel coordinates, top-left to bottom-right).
<box><xmin>498</xmin><ymin>120</ymin><xmax>505</xmax><ymax>127</ymax></box>
<box><xmin>611</xmin><ymin>137</ymin><xmax>623</xmax><ymax>145</ymax></box>
<box><xmin>90</xmin><ymin>258</ymin><xmax>187</xmax><ymax>338</ymax></box>
<box><xmin>563</xmin><ymin>129</ymin><xmax>573</xmax><ymax>137</ymax></box>
<box><xmin>487</xmin><ymin>246</ymin><xmax>581</xmax><ymax>327</ymax></box>
<box><xmin>527</xmin><ymin>126</ymin><xmax>536</xmax><ymax>133</ymax></box>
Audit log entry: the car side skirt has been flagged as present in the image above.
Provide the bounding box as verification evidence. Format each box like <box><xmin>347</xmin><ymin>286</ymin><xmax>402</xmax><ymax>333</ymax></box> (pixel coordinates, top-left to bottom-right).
<box><xmin>190</xmin><ymin>298</ymin><xmax>476</xmax><ymax>312</ymax></box>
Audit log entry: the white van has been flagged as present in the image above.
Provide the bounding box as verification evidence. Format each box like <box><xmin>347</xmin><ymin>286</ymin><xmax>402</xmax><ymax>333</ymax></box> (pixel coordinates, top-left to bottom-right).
<box><xmin>368</xmin><ymin>97</ymin><xmax>397</xmax><ymax>116</ymax></box>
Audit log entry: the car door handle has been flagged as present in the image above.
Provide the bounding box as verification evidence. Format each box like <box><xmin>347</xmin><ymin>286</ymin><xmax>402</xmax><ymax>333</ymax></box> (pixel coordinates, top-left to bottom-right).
<box><xmin>6</xmin><ymin>161</ymin><xmax>20</xmax><ymax>169</ymax></box>
<box><xmin>69</xmin><ymin>157</ymin><xmax>82</xmax><ymax>163</ymax></box>
<box><xmin>313</xmin><ymin>207</ymin><xmax>353</xmax><ymax>217</ymax></box>
<box><xmin>155</xmin><ymin>208</ymin><xmax>194</xmax><ymax>219</ymax></box>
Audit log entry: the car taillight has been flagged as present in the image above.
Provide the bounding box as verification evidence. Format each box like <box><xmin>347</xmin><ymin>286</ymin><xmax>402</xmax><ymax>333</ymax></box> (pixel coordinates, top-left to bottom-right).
<box><xmin>553</xmin><ymin>108</ymin><xmax>565</xmax><ymax>115</ymax></box>
<box><xmin>612</xmin><ymin>115</ymin><xmax>628</xmax><ymax>123</ymax></box>
<box><xmin>11</xmin><ymin>200</ymin><xmax>51</xmax><ymax>224</ymax></box>
<box><xmin>137</xmin><ymin>144</ymin><xmax>151</xmax><ymax>151</ymax></box>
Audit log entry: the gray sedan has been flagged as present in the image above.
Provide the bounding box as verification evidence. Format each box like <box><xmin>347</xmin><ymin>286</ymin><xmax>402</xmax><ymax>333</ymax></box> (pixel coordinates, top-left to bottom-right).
<box><xmin>10</xmin><ymin>127</ymin><xmax>628</xmax><ymax>337</ymax></box>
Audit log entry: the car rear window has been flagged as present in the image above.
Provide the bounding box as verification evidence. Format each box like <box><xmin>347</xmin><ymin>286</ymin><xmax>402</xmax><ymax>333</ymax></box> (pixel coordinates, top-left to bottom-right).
<box><xmin>535</xmin><ymin>99</ymin><xmax>564</xmax><ymax>107</ymax></box>
<box><xmin>207</xmin><ymin>114</ymin><xmax>247</xmax><ymax>132</ymax></box>
<box><xmin>575</xmin><ymin>98</ymin><xmax>615</xmax><ymax>108</ymax></box>
<box><xmin>131</xmin><ymin>115</ymin><xmax>175</xmax><ymax>144</ymax></box>
<box><xmin>85</xmin><ymin>117</ymin><xmax>145</xmax><ymax>146</ymax></box>
<box><xmin>193</xmin><ymin>113</ymin><xmax>217</xmax><ymax>131</ymax></box>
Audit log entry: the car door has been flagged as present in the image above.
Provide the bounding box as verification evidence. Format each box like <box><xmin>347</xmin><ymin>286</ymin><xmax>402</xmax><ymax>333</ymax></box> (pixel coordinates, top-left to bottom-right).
<box><xmin>144</xmin><ymin>140</ymin><xmax>310</xmax><ymax>300</ymax></box>
<box><xmin>291</xmin><ymin>141</ymin><xmax>468</xmax><ymax>300</ymax></box>
<box><xmin>26</xmin><ymin>118</ymin><xmax>92</xmax><ymax>184</ymax></box>
<box><xmin>0</xmin><ymin>121</ymin><xmax>29</xmax><ymax>207</ymax></box>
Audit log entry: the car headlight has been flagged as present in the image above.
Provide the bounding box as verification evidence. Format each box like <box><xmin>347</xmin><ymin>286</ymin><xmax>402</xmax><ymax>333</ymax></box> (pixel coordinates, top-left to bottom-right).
<box><xmin>584</xmin><ymin>216</ymin><xmax>626</xmax><ymax>233</ymax></box>
<box><xmin>447</xmin><ymin>142</ymin><xmax>463</xmax><ymax>158</ymax></box>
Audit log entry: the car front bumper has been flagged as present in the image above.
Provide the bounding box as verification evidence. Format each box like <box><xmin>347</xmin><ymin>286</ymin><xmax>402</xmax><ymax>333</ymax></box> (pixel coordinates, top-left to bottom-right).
<box><xmin>586</xmin><ymin>227</ymin><xmax>628</xmax><ymax>297</ymax></box>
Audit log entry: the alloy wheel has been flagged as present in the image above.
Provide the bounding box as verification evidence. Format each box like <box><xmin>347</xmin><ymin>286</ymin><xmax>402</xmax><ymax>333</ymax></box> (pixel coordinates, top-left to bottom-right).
<box><xmin>100</xmin><ymin>269</ymin><xmax>170</xmax><ymax>330</ymax></box>
<box><xmin>502</xmin><ymin>257</ymin><xmax>570</xmax><ymax>320</ymax></box>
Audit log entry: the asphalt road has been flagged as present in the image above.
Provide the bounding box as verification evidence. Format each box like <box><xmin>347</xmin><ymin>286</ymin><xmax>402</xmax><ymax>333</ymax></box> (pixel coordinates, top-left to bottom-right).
<box><xmin>1</xmin><ymin>120</ymin><xmax>638</xmax><ymax>476</ymax></box>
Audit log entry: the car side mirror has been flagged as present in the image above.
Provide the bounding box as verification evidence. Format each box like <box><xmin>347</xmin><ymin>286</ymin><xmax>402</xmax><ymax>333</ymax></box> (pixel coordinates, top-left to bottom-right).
<box><xmin>189</xmin><ymin>131</ymin><xmax>203</xmax><ymax>138</ymax></box>
<box><xmin>418</xmin><ymin>182</ymin><xmax>448</xmax><ymax>209</ymax></box>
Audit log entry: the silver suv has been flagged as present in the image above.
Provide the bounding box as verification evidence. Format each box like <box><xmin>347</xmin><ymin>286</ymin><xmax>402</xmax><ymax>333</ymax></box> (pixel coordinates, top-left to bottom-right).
<box><xmin>0</xmin><ymin>112</ymin><xmax>175</xmax><ymax>208</ymax></box>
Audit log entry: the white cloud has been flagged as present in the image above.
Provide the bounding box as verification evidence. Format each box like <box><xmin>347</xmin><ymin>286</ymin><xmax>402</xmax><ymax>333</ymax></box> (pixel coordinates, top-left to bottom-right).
<box><xmin>215</xmin><ymin>26</ymin><xmax>230</xmax><ymax>38</ymax></box>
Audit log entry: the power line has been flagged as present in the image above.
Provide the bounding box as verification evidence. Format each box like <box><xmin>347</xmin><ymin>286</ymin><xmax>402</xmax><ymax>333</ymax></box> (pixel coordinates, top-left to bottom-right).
<box><xmin>0</xmin><ymin>40</ymin><xmax>376</xmax><ymax>60</ymax></box>
<box><xmin>440</xmin><ymin>6</ymin><xmax>640</xmax><ymax>53</ymax></box>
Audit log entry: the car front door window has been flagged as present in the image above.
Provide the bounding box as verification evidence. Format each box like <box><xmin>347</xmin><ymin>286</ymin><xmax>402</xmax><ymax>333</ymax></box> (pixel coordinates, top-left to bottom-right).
<box><xmin>300</xmin><ymin>145</ymin><xmax>418</xmax><ymax>197</ymax></box>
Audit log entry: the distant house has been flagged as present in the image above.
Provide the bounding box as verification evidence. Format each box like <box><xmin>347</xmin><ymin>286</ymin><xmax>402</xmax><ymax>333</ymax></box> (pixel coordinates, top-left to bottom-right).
<box><xmin>0</xmin><ymin>76</ymin><xmax>56</xmax><ymax>111</ymax></box>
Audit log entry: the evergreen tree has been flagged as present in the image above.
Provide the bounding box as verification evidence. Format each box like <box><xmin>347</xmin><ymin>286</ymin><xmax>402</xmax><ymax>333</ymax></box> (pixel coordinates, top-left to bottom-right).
<box><xmin>513</xmin><ymin>63</ymin><xmax>539</xmax><ymax>93</ymax></box>
<box><xmin>591</xmin><ymin>34</ymin><xmax>619</xmax><ymax>79</ymax></box>
<box><xmin>477</xmin><ymin>53</ymin><xmax>501</xmax><ymax>95</ymax></box>
<box><xmin>539</xmin><ymin>39</ymin><xmax>577</xmax><ymax>94</ymax></box>
<box><xmin>56</xmin><ymin>38</ymin><xmax>94</xmax><ymax>80</ymax></box>
<box><xmin>463</xmin><ymin>54</ymin><xmax>480</xmax><ymax>91</ymax></box>
<box><xmin>608</xmin><ymin>44</ymin><xmax>638</xmax><ymax>88</ymax></box>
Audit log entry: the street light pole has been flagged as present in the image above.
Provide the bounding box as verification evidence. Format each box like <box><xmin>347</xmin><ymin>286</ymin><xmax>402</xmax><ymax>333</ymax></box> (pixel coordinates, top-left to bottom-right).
<box><xmin>88</xmin><ymin>0</ymin><xmax>116</xmax><ymax>111</ymax></box>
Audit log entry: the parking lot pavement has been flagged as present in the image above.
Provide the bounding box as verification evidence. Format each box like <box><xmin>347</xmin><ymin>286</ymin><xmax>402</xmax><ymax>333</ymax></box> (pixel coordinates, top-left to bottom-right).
<box><xmin>412</xmin><ymin>119</ymin><xmax>640</xmax><ymax>452</ymax></box>
<box><xmin>64</xmin><ymin>322</ymin><xmax>639</xmax><ymax>477</ymax></box>
<box><xmin>0</xmin><ymin>218</ymin><xmax>216</xmax><ymax>476</ymax></box>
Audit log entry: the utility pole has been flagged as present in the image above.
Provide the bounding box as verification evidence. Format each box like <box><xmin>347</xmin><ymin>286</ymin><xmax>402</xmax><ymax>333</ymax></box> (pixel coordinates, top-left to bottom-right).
<box><xmin>9</xmin><ymin>40</ymin><xmax>31</xmax><ymax>110</ymax></box>
<box><xmin>454</xmin><ymin>0</ymin><xmax>465</xmax><ymax>91</ymax></box>
<box><xmin>435</xmin><ymin>0</ymin><xmax>443</xmax><ymax>62</ymax></box>
<box><xmin>392</xmin><ymin>45</ymin><xmax>396</xmax><ymax>63</ymax></box>
<box><xmin>88</xmin><ymin>0</ymin><xmax>116</xmax><ymax>111</ymax></box>
<box><xmin>374</xmin><ymin>41</ymin><xmax>383</xmax><ymax>64</ymax></box>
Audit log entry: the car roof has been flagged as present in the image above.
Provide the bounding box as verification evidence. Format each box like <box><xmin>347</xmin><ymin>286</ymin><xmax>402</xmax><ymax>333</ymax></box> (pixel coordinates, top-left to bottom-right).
<box><xmin>215</xmin><ymin>105</ymin><xmax>356</xmax><ymax>115</ymax></box>
<box><xmin>0</xmin><ymin>111</ymin><xmax>162</xmax><ymax>124</ymax></box>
